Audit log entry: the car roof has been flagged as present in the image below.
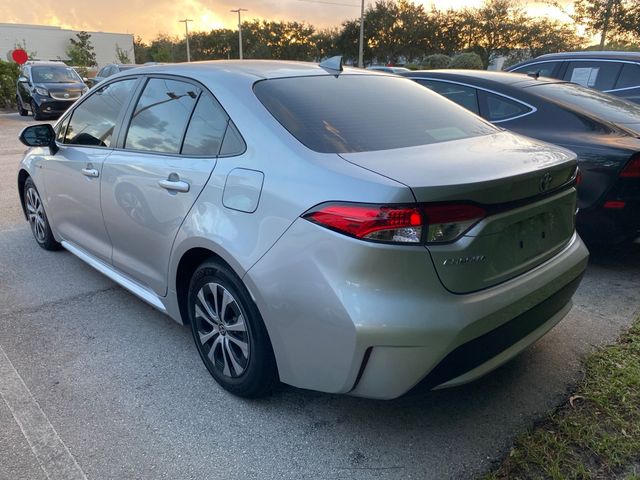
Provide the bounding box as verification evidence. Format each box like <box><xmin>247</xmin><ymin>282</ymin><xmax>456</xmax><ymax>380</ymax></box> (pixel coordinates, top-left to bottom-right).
<box><xmin>402</xmin><ymin>69</ymin><xmax>563</xmax><ymax>88</ymax></box>
<box><xmin>132</xmin><ymin>60</ymin><xmax>374</xmax><ymax>81</ymax></box>
<box><xmin>534</xmin><ymin>51</ymin><xmax>640</xmax><ymax>61</ymax></box>
<box><xmin>26</xmin><ymin>61</ymin><xmax>68</xmax><ymax>67</ymax></box>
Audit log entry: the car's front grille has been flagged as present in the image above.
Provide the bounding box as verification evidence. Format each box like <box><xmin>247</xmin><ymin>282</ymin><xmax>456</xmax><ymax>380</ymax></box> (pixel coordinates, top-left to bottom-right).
<box><xmin>50</xmin><ymin>92</ymin><xmax>81</xmax><ymax>101</ymax></box>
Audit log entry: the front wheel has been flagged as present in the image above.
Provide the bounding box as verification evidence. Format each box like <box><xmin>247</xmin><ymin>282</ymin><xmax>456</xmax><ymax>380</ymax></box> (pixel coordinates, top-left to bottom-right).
<box><xmin>17</xmin><ymin>96</ymin><xmax>28</xmax><ymax>116</ymax></box>
<box><xmin>23</xmin><ymin>178</ymin><xmax>61</xmax><ymax>251</ymax></box>
<box><xmin>188</xmin><ymin>260</ymin><xmax>277</xmax><ymax>398</ymax></box>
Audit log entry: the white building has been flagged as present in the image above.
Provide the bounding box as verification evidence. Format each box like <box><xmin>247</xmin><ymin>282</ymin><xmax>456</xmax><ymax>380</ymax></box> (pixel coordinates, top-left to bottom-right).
<box><xmin>0</xmin><ymin>23</ymin><xmax>135</xmax><ymax>67</ymax></box>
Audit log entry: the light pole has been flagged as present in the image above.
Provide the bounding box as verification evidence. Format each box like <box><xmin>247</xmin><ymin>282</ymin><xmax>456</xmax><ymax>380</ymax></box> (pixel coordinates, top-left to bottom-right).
<box><xmin>230</xmin><ymin>8</ymin><xmax>248</xmax><ymax>60</ymax></box>
<box><xmin>358</xmin><ymin>0</ymin><xmax>364</xmax><ymax>68</ymax></box>
<box><xmin>178</xmin><ymin>19</ymin><xmax>193</xmax><ymax>62</ymax></box>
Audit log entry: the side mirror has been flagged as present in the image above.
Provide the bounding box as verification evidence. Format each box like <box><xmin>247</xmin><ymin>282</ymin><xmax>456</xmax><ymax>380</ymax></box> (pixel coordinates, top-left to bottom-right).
<box><xmin>19</xmin><ymin>124</ymin><xmax>59</xmax><ymax>154</ymax></box>
<box><xmin>18</xmin><ymin>76</ymin><xmax>28</xmax><ymax>83</ymax></box>
<box><xmin>82</xmin><ymin>77</ymin><xmax>88</xmax><ymax>82</ymax></box>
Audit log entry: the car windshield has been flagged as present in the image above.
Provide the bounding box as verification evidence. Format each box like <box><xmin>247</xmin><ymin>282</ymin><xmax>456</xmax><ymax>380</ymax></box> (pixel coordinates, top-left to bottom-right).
<box><xmin>254</xmin><ymin>74</ymin><xmax>496</xmax><ymax>153</ymax></box>
<box><xmin>32</xmin><ymin>66</ymin><xmax>82</xmax><ymax>83</ymax></box>
<box><xmin>529</xmin><ymin>82</ymin><xmax>640</xmax><ymax>124</ymax></box>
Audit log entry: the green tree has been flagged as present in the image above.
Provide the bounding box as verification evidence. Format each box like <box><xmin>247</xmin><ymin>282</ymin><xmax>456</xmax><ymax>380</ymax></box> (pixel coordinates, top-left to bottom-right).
<box><xmin>448</xmin><ymin>52</ymin><xmax>484</xmax><ymax>69</ymax></box>
<box><xmin>66</xmin><ymin>31</ymin><xmax>97</xmax><ymax>67</ymax></box>
<box><xmin>115</xmin><ymin>44</ymin><xmax>132</xmax><ymax>64</ymax></box>
<box><xmin>133</xmin><ymin>36</ymin><xmax>148</xmax><ymax>63</ymax></box>
<box><xmin>573</xmin><ymin>0</ymin><xmax>639</xmax><ymax>46</ymax></box>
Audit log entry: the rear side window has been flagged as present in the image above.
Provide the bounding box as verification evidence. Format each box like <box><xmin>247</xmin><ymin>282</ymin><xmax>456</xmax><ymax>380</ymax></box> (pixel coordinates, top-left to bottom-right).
<box><xmin>563</xmin><ymin>61</ymin><xmax>622</xmax><ymax>90</ymax></box>
<box><xmin>64</xmin><ymin>78</ymin><xmax>136</xmax><ymax>147</ymax></box>
<box><xmin>254</xmin><ymin>75</ymin><xmax>495</xmax><ymax>153</ymax></box>
<box><xmin>615</xmin><ymin>63</ymin><xmax>640</xmax><ymax>89</ymax></box>
<box><xmin>181</xmin><ymin>93</ymin><xmax>229</xmax><ymax>156</ymax></box>
<box><xmin>219</xmin><ymin>122</ymin><xmax>245</xmax><ymax>156</ymax></box>
<box><xmin>125</xmin><ymin>78</ymin><xmax>200</xmax><ymax>153</ymax></box>
<box><xmin>512</xmin><ymin>61</ymin><xmax>561</xmax><ymax>79</ymax></box>
<box><xmin>480</xmin><ymin>91</ymin><xmax>533</xmax><ymax>122</ymax></box>
<box><xmin>416</xmin><ymin>79</ymin><xmax>479</xmax><ymax>114</ymax></box>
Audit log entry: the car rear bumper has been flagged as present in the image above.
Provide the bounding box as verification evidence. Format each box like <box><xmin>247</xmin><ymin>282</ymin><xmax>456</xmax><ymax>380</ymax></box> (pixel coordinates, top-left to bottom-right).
<box><xmin>244</xmin><ymin>219</ymin><xmax>589</xmax><ymax>399</ymax></box>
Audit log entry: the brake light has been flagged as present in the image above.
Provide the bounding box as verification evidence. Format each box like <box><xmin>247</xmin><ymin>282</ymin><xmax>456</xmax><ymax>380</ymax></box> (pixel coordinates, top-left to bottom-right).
<box><xmin>575</xmin><ymin>168</ymin><xmax>583</xmax><ymax>185</ymax></box>
<box><xmin>620</xmin><ymin>154</ymin><xmax>640</xmax><ymax>178</ymax></box>
<box><xmin>303</xmin><ymin>202</ymin><xmax>486</xmax><ymax>244</ymax></box>
<box><xmin>604</xmin><ymin>200</ymin><xmax>625</xmax><ymax>209</ymax></box>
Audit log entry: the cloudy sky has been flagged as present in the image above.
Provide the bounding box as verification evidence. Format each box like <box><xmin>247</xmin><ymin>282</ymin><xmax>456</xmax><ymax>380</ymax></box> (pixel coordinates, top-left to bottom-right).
<box><xmin>1</xmin><ymin>0</ymin><xmax>572</xmax><ymax>40</ymax></box>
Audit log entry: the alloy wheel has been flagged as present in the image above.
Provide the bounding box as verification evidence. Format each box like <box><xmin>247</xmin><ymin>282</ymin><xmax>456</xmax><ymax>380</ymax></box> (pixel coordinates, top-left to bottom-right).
<box><xmin>194</xmin><ymin>282</ymin><xmax>250</xmax><ymax>378</ymax></box>
<box><xmin>26</xmin><ymin>187</ymin><xmax>47</xmax><ymax>243</ymax></box>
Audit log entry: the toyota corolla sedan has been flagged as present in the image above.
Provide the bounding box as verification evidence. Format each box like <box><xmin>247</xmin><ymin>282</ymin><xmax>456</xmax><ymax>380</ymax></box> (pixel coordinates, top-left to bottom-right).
<box><xmin>17</xmin><ymin>60</ymin><xmax>588</xmax><ymax>399</ymax></box>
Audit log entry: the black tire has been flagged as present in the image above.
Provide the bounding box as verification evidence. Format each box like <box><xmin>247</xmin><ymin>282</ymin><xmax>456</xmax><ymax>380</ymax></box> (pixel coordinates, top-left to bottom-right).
<box><xmin>23</xmin><ymin>178</ymin><xmax>61</xmax><ymax>251</ymax></box>
<box><xmin>17</xmin><ymin>96</ymin><xmax>28</xmax><ymax>116</ymax></box>
<box><xmin>30</xmin><ymin>100</ymin><xmax>44</xmax><ymax>120</ymax></box>
<box><xmin>188</xmin><ymin>260</ymin><xmax>277</xmax><ymax>398</ymax></box>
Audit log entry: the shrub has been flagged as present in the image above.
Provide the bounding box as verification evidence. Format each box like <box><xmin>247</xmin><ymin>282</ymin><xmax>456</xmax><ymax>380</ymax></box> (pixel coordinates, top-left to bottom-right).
<box><xmin>422</xmin><ymin>54</ymin><xmax>450</xmax><ymax>69</ymax></box>
<box><xmin>448</xmin><ymin>52</ymin><xmax>484</xmax><ymax>70</ymax></box>
<box><xmin>0</xmin><ymin>61</ymin><xmax>20</xmax><ymax>109</ymax></box>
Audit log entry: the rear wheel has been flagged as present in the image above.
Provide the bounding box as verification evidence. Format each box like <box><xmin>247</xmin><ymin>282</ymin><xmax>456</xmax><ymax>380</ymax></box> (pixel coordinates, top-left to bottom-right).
<box><xmin>188</xmin><ymin>260</ymin><xmax>277</xmax><ymax>398</ymax></box>
<box><xmin>30</xmin><ymin>100</ymin><xmax>44</xmax><ymax>120</ymax></box>
<box><xmin>23</xmin><ymin>178</ymin><xmax>61</xmax><ymax>251</ymax></box>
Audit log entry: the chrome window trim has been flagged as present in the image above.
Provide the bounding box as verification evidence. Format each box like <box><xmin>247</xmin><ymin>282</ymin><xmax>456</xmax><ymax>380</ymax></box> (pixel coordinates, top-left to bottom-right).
<box><xmin>509</xmin><ymin>59</ymin><xmax>640</xmax><ymax>92</ymax></box>
<box><xmin>410</xmin><ymin>76</ymin><xmax>537</xmax><ymax>124</ymax></box>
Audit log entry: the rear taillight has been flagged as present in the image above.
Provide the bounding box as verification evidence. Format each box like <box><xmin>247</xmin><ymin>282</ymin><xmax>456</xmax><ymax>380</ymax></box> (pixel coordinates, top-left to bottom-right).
<box><xmin>422</xmin><ymin>204</ymin><xmax>486</xmax><ymax>243</ymax></box>
<box><xmin>302</xmin><ymin>202</ymin><xmax>486</xmax><ymax>244</ymax></box>
<box><xmin>620</xmin><ymin>154</ymin><xmax>640</xmax><ymax>178</ymax></box>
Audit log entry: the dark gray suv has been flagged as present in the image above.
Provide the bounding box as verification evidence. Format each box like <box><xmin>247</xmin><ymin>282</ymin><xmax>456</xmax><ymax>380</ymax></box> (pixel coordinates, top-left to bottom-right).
<box><xmin>16</xmin><ymin>62</ymin><xmax>88</xmax><ymax>120</ymax></box>
<box><xmin>507</xmin><ymin>51</ymin><xmax>640</xmax><ymax>104</ymax></box>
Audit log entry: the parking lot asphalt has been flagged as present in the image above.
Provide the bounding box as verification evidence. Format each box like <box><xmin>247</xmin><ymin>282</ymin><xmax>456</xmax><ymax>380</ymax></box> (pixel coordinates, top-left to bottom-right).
<box><xmin>1</xmin><ymin>112</ymin><xmax>639</xmax><ymax>480</ymax></box>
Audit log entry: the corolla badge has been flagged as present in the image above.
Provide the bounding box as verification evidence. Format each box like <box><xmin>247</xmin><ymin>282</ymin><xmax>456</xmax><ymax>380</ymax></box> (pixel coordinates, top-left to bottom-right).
<box><xmin>539</xmin><ymin>172</ymin><xmax>553</xmax><ymax>192</ymax></box>
<box><xmin>442</xmin><ymin>255</ymin><xmax>487</xmax><ymax>266</ymax></box>
<box><xmin>63</xmin><ymin>93</ymin><xmax>70</xmax><ymax>98</ymax></box>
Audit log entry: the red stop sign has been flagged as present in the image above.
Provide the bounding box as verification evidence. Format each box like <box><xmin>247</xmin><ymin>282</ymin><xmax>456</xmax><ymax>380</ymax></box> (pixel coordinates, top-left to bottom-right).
<box><xmin>12</xmin><ymin>49</ymin><xmax>28</xmax><ymax>65</ymax></box>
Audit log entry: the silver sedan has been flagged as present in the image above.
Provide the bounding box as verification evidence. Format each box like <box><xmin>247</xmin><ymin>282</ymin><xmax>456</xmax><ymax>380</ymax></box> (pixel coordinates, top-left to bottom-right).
<box><xmin>17</xmin><ymin>59</ymin><xmax>588</xmax><ymax>399</ymax></box>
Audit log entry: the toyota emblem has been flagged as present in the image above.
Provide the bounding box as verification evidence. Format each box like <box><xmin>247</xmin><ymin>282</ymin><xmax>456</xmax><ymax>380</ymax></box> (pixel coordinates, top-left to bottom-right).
<box><xmin>539</xmin><ymin>172</ymin><xmax>553</xmax><ymax>192</ymax></box>
<box><xmin>63</xmin><ymin>93</ymin><xmax>70</xmax><ymax>98</ymax></box>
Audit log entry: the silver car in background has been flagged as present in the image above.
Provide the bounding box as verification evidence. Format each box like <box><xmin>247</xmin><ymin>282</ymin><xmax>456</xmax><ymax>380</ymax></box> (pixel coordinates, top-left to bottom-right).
<box><xmin>17</xmin><ymin>60</ymin><xmax>588</xmax><ymax>399</ymax></box>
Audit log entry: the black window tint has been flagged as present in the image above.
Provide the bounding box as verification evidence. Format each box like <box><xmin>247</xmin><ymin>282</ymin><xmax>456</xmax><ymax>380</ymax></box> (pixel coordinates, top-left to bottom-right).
<box><xmin>65</xmin><ymin>78</ymin><xmax>136</xmax><ymax>147</ymax></box>
<box><xmin>219</xmin><ymin>121</ymin><xmax>245</xmax><ymax>156</ymax></box>
<box><xmin>181</xmin><ymin>94</ymin><xmax>229</xmax><ymax>155</ymax></box>
<box><xmin>125</xmin><ymin>78</ymin><xmax>200</xmax><ymax>153</ymax></box>
<box><xmin>56</xmin><ymin>116</ymin><xmax>70</xmax><ymax>143</ymax></box>
<box><xmin>615</xmin><ymin>63</ymin><xmax>640</xmax><ymax>89</ymax></box>
<box><xmin>513</xmin><ymin>61</ymin><xmax>560</xmax><ymax>78</ymax></box>
<box><xmin>482</xmin><ymin>92</ymin><xmax>532</xmax><ymax>122</ymax></box>
<box><xmin>416</xmin><ymin>80</ymin><xmax>479</xmax><ymax>114</ymax></box>
<box><xmin>254</xmin><ymin>75</ymin><xmax>495</xmax><ymax>153</ymax></box>
<box><xmin>563</xmin><ymin>61</ymin><xmax>622</xmax><ymax>90</ymax></box>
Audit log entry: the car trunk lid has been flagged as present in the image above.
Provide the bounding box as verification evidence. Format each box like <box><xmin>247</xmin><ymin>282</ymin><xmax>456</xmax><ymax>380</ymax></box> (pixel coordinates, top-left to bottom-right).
<box><xmin>340</xmin><ymin>131</ymin><xmax>578</xmax><ymax>293</ymax></box>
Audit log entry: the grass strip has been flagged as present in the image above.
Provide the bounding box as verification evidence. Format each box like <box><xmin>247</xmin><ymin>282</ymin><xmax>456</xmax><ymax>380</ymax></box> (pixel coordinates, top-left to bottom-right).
<box><xmin>487</xmin><ymin>316</ymin><xmax>640</xmax><ymax>480</ymax></box>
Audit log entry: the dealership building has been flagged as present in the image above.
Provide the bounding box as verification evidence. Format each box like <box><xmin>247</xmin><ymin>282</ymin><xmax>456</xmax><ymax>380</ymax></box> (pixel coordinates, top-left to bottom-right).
<box><xmin>0</xmin><ymin>23</ymin><xmax>134</xmax><ymax>67</ymax></box>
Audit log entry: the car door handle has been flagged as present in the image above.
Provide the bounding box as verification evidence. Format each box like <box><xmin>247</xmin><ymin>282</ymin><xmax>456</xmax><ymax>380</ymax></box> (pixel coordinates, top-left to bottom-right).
<box><xmin>81</xmin><ymin>168</ymin><xmax>99</xmax><ymax>178</ymax></box>
<box><xmin>158</xmin><ymin>179</ymin><xmax>190</xmax><ymax>193</ymax></box>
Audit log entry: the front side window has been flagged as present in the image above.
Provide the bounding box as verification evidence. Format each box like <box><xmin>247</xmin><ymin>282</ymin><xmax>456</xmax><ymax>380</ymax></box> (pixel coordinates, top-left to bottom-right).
<box><xmin>480</xmin><ymin>91</ymin><xmax>533</xmax><ymax>122</ymax></box>
<box><xmin>31</xmin><ymin>66</ymin><xmax>82</xmax><ymax>83</ymax></box>
<box><xmin>563</xmin><ymin>61</ymin><xmax>622</xmax><ymax>90</ymax></box>
<box><xmin>125</xmin><ymin>78</ymin><xmax>200</xmax><ymax>153</ymax></box>
<box><xmin>181</xmin><ymin>93</ymin><xmax>229</xmax><ymax>156</ymax></box>
<box><xmin>512</xmin><ymin>61</ymin><xmax>560</xmax><ymax>79</ymax></box>
<box><xmin>254</xmin><ymin>75</ymin><xmax>496</xmax><ymax>153</ymax></box>
<box><xmin>615</xmin><ymin>63</ymin><xmax>640</xmax><ymax>89</ymax></box>
<box><xmin>416</xmin><ymin>79</ymin><xmax>480</xmax><ymax>115</ymax></box>
<box><xmin>64</xmin><ymin>78</ymin><xmax>137</xmax><ymax>147</ymax></box>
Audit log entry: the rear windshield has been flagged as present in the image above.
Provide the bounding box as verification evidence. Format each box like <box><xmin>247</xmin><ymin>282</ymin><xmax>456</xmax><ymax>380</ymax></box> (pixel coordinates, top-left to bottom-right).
<box><xmin>529</xmin><ymin>82</ymin><xmax>640</xmax><ymax>124</ymax></box>
<box><xmin>32</xmin><ymin>66</ymin><xmax>81</xmax><ymax>83</ymax></box>
<box><xmin>253</xmin><ymin>75</ymin><xmax>496</xmax><ymax>153</ymax></box>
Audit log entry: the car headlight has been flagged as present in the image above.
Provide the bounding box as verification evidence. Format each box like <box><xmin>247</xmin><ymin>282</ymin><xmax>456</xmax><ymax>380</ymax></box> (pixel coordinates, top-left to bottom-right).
<box><xmin>34</xmin><ymin>87</ymin><xmax>49</xmax><ymax>96</ymax></box>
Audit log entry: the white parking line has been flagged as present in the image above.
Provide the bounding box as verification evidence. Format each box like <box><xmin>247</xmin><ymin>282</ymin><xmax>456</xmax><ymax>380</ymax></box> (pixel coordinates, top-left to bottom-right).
<box><xmin>0</xmin><ymin>345</ymin><xmax>88</xmax><ymax>480</ymax></box>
